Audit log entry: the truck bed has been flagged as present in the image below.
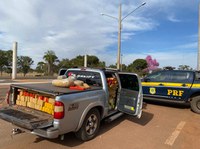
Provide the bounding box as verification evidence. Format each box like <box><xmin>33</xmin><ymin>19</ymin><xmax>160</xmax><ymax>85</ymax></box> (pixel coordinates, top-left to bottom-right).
<box><xmin>11</xmin><ymin>83</ymin><xmax>102</xmax><ymax>96</ymax></box>
<box><xmin>0</xmin><ymin>106</ymin><xmax>53</xmax><ymax>130</ymax></box>
<box><xmin>0</xmin><ymin>83</ymin><xmax>102</xmax><ymax>130</ymax></box>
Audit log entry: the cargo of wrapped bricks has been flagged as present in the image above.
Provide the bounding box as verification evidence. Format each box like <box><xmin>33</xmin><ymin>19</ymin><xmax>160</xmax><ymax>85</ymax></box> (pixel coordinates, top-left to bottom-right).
<box><xmin>42</xmin><ymin>102</ymin><xmax>54</xmax><ymax>115</ymax></box>
<box><xmin>107</xmin><ymin>78</ymin><xmax>118</xmax><ymax>109</ymax></box>
<box><xmin>16</xmin><ymin>90</ymin><xmax>55</xmax><ymax>115</ymax></box>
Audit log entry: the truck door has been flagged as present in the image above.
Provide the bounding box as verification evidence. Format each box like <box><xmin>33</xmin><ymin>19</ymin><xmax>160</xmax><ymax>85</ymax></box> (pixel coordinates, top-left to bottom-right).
<box><xmin>117</xmin><ymin>73</ymin><xmax>143</xmax><ymax>118</ymax></box>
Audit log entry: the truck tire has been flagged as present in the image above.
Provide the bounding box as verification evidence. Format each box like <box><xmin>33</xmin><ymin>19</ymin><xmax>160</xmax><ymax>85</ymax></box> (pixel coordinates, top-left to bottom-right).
<box><xmin>75</xmin><ymin>108</ymin><xmax>100</xmax><ymax>141</ymax></box>
<box><xmin>191</xmin><ymin>96</ymin><xmax>200</xmax><ymax>114</ymax></box>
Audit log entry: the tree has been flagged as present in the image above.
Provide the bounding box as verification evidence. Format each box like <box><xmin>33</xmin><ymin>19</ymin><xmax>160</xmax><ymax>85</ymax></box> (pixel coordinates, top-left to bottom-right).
<box><xmin>69</xmin><ymin>55</ymin><xmax>105</xmax><ymax>68</ymax></box>
<box><xmin>121</xmin><ymin>64</ymin><xmax>128</xmax><ymax>71</ymax></box>
<box><xmin>70</xmin><ymin>55</ymin><xmax>84</xmax><ymax>67</ymax></box>
<box><xmin>108</xmin><ymin>64</ymin><xmax>117</xmax><ymax>69</ymax></box>
<box><xmin>98</xmin><ymin>61</ymin><xmax>106</xmax><ymax>68</ymax></box>
<box><xmin>0</xmin><ymin>50</ymin><xmax>12</xmax><ymax>76</ymax></box>
<box><xmin>0</xmin><ymin>50</ymin><xmax>7</xmax><ymax>75</ymax></box>
<box><xmin>36</xmin><ymin>61</ymin><xmax>46</xmax><ymax>73</ymax></box>
<box><xmin>43</xmin><ymin>50</ymin><xmax>58</xmax><ymax>76</ymax></box>
<box><xmin>178</xmin><ymin>65</ymin><xmax>192</xmax><ymax>70</ymax></box>
<box><xmin>18</xmin><ymin>56</ymin><xmax>34</xmax><ymax>76</ymax></box>
<box><xmin>87</xmin><ymin>55</ymin><xmax>100</xmax><ymax>67</ymax></box>
<box><xmin>58</xmin><ymin>58</ymin><xmax>73</xmax><ymax>69</ymax></box>
<box><xmin>127</xmin><ymin>59</ymin><xmax>147</xmax><ymax>76</ymax></box>
<box><xmin>163</xmin><ymin>66</ymin><xmax>175</xmax><ymax>70</ymax></box>
<box><xmin>87</xmin><ymin>55</ymin><xmax>106</xmax><ymax>68</ymax></box>
<box><xmin>4</xmin><ymin>67</ymin><xmax>12</xmax><ymax>76</ymax></box>
<box><xmin>4</xmin><ymin>50</ymin><xmax>12</xmax><ymax>76</ymax></box>
<box><xmin>145</xmin><ymin>55</ymin><xmax>159</xmax><ymax>73</ymax></box>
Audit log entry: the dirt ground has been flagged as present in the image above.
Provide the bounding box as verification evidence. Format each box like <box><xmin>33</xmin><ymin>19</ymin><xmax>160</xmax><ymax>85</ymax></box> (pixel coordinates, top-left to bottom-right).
<box><xmin>0</xmin><ymin>84</ymin><xmax>200</xmax><ymax>149</ymax></box>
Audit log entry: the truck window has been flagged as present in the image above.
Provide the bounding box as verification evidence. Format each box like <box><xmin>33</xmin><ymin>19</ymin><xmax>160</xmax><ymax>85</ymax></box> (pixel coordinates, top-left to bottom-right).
<box><xmin>58</xmin><ymin>68</ymin><xmax>67</xmax><ymax>76</ymax></box>
<box><xmin>66</xmin><ymin>70</ymin><xmax>102</xmax><ymax>87</ymax></box>
<box><xmin>119</xmin><ymin>74</ymin><xmax>139</xmax><ymax>91</ymax></box>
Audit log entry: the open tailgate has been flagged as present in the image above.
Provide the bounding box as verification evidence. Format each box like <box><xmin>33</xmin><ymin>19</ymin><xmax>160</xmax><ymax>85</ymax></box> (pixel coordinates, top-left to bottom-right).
<box><xmin>0</xmin><ymin>106</ymin><xmax>53</xmax><ymax>130</ymax></box>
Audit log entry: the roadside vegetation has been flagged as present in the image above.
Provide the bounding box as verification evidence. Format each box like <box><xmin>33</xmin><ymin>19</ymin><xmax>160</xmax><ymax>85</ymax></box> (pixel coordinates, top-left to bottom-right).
<box><xmin>0</xmin><ymin>49</ymin><xmax>193</xmax><ymax>78</ymax></box>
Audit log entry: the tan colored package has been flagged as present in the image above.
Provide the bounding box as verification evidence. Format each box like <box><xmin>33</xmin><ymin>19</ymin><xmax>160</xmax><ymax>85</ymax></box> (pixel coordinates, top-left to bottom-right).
<box><xmin>16</xmin><ymin>100</ymin><xmax>21</xmax><ymax>106</ymax></box>
<box><xmin>27</xmin><ymin>102</ymin><xmax>35</xmax><ymax>109</ymax></box>
<box><xmin>52</xmin><ymin>78</ymin><xmax>74</xmax><ymax>87</ymax></box>
<box><xmin>48</xmin><ymin>98</ymin><xmax>55</xmax><ymax>104</ymax></box>
<box><xmin>57</xmin><ymin>75</ymin><xmax>66</xmax><ymax>80</ymax></box>
<box><xmin>20</xmin><ymin>96</ymin><xmax>25</xmax><ymax>102</ymax></box>
<box><xmin>19</xmin><ymin>90</ymin><xmax>23</xmax><ymax>96</ymax></box>
<box><xmin>32</xmin><ymin>98</ymin><xmax>38</xmax><ymax>104</ymax></box>
<box><xmin>17</xmin><ymin>95</ymin><xmax>20</xmax><ymax>100</ymax></box>
<box><xmin>25</xmin><ymin>96</ymin><xmax>30</xmax><ymax>102</ymax></box>
<box><xmin>37</xmin><ymin>99</ymin><xmax>44</xmax><ymax>106</ymax></box>
<box><xmin>35</xmin><ymin>104</ymin><xmax>42</xmax><ymax>111</ymax></box>
<box><xmin>20</xmin><ymin>101</ymin><xmax>27</xmax><ymax>107</ymax></box>
<box><xmin>83</xmin><ymin>83</ymin><xmax>90</xmax><ymax>89</ymax></box>
<box><xmin>74</xmin><ymin>80</ymin><xmax>84</xmax><ymax>86</ymax></box>
<box><xmin>44</xmin><ymin>102</ymin><xmax>54</xmax><ymax>109</ymax></box>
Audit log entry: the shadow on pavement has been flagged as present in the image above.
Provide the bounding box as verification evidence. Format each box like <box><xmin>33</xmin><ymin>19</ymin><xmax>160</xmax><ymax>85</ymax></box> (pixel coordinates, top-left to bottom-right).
<box><xmin>37</xmin><ymin>110</ymin><xmax>154</xmax><ymax>147</ymax></box>
<box><xmin>34</xmin><ymin>132</ymin><xmax>83</xmax><ymax>146</ymax></box>
<box><xmin>144</xmin><ymin>100</ymin><xmax>190</xmax><ymax>109</ymax></box>
<box><xmin>125</xmin><ymin>111</ymin><xmax>154</xmax><ymax>126</ymax></box>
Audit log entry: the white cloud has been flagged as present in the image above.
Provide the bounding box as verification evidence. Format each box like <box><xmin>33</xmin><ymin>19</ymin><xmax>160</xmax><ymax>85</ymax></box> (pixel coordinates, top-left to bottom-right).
<box><xmin>0</xmin><ymin>0</ymin><xmax>157</xmax><ymax>65</ymax></box>
<box><xmin>176</xmin><ymin>42</ymin><xmax>197</xmax><ymax>49</ymax></box>
<box><xmin>167</xmin><ymin>15</ymin><xmax>181</xmax><ymax>22</ymax></box>
<box><xmin>118</xmin><ymin>51</ymin><xmax>197</xmax><ymax>69</ymax></box>
<box><xmin>0</xmin><ymin>0</ymin><xmax>197</xmax><ymax>69</ymax></box>
<box><xmin>97</xmin><ymin>41</ymin><xmax>197</xmax><ymax>69</ymax></box>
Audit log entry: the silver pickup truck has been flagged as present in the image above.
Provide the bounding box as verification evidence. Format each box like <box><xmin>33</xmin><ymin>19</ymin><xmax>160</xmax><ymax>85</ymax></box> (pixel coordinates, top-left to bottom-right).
<box><xmin>0</xmin><ymin>68</ymin><xmax>143</xmax><ymax>141</ymax></box>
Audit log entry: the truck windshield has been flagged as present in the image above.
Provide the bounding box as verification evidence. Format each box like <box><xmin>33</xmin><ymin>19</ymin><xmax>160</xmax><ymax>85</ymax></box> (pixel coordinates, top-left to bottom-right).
<box><xmin>66</xmin><ymin>70</ymin><xmax>102</xmax><ymax>87</ymax></box>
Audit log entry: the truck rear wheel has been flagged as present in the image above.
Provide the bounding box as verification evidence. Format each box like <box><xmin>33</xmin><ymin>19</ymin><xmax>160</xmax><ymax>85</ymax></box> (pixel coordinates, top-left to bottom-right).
<box><xmin>75</xmin><ymin>108</ymin><xmax>100</xmax><ymax>141</ymax></box>
<box><xmin>191</xmin><ymin>96</ymin><xmax>200</xmax><ymax>114</ymax></box>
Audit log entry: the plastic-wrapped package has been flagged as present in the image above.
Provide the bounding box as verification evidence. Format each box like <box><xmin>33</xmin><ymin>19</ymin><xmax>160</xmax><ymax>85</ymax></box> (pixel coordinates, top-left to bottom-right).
<box><xmin>52</xmin><ymin>78</ymin><xmax>74</xmax><ymax>87</ymax></box>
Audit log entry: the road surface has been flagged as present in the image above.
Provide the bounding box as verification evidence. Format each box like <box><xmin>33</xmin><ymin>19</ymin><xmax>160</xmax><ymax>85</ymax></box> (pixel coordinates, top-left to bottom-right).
<box><xmin>0</xmin><ymin>83</ymin><xmax>200</xmax><ymax>149</ymax></box>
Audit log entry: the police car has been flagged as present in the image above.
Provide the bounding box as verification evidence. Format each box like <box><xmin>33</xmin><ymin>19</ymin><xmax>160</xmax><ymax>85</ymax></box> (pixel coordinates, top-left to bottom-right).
<box><xmin>142</xmin><ymin>70</ymin><xmax>200</xmax><ymax>114</ymax></box>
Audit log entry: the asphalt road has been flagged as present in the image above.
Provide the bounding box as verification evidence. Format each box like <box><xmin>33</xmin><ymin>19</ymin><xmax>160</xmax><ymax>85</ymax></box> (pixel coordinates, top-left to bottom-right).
<box><xmin>0</xmin><ymin>83</ymin><xmax>200</xmax><ymax>149</ymax></box>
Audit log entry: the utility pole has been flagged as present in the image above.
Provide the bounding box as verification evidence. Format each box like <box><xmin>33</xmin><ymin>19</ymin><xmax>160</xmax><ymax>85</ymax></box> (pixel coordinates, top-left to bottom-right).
<box><xmin>12</xmin><ymin>42</ymin><xmax>17</xmax><ymax>80</ymax></box>
<box><xmin>117</xmin><ymin>4</ymin><xmax>122</xmax><ymax>70</ymax></box>
<box><xmin>84</xmin><ymin>54</ymin><xmax>87</xmax><ymax>67</ymax></box>
<box><xmin>198</xmin><ymin>3</ymin><xmax>200</xmax><ymax>70</ymax></box>
<box><xmin>101</xmin><ymin>2</ymin><xmax>146</xmax><ymax>70</ymax></box>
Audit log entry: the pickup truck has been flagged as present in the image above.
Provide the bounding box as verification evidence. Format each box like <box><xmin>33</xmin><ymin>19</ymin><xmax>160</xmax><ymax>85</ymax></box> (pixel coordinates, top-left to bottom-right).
<box><xmin>142</xmin><ymin>70</ymin><xmax>200</xmax><ymax>114</ymax></box>
<box><xmin>0</xmin><ymin>68</ymin><xmax>143</xmax><ymax>141</ymax></box>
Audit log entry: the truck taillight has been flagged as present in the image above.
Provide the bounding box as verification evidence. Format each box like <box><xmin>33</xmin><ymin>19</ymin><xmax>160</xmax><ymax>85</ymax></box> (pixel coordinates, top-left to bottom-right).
<box><xmin>54</xmin><ymin>101</ymin><xmax>64</xmax><ymax>119</ymax></box>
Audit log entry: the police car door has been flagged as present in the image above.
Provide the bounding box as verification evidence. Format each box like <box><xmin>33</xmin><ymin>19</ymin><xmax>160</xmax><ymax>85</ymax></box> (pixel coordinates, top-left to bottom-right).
<box><xmin>142</xmin><ymin>71</ymin><xmax>170</xmax><ymax>99</ymax></box>
<box><xmin>165</xmin><ymin>71</ymin><xmax>193</xmax><ymax>100</ymax></box>
<box><xmin>117</xmin><ymin>73</ymin><xmax>143</xmax><ymax>118</ymax></box>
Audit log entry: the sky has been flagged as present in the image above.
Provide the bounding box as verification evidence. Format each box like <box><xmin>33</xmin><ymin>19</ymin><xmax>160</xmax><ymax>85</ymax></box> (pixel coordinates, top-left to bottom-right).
<box><xmin>0</xmin><ymin>0</ymin><xmax>199</xmax><ymax>69</ymax></box>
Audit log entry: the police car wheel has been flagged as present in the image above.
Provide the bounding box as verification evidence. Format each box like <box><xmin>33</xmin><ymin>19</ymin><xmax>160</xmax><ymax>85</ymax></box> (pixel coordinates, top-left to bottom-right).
<box><xmin>75</xmin><ymin>108</ymin><xmax>100</xmax><ymax>141</ymax></box>
<box><xmin>190</xmin><ymin>96</ymin><xmax>200</xmax><ymax>114</ymax></box>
